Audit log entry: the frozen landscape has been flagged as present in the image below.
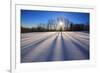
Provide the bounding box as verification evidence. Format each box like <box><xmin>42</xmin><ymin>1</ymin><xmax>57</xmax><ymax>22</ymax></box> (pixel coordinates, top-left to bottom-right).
<box><xmin>21</xmin><ymin>32</ymin><xmax>89</xmax><ymax>63</ymax></box>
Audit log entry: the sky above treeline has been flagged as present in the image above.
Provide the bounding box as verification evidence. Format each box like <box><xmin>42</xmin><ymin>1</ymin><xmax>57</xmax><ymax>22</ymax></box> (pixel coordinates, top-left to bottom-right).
<box><xmin>21</xmin><ymin>10</ymin><xmax>90</xmax><ymax>27</ymax></box>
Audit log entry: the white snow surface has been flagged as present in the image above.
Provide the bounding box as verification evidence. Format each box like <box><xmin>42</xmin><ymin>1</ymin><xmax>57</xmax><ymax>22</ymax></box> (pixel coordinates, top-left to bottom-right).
<box><xmin>21</xmin><ymin>32</ymin><xmax>89</xmax><ymax>63</ymax></box>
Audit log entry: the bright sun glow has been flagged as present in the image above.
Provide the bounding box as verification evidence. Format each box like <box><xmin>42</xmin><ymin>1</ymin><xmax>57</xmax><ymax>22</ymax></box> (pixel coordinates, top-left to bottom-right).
<box><xmin>57</xmin><ymin>21</ymin><xmax>65</xmax><ymax>30</ymax></box>
<box><xmin>59</xmin><ymin>21</ymin><xmax>63</xmax><ymax>26</ymax></box>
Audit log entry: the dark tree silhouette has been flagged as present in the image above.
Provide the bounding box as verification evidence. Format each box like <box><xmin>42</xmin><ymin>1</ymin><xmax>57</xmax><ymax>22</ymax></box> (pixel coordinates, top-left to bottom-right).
<box><xmin>21</xmin><ymin>17</ymin><xmax>89</xmax><ymax>33</ymax></box>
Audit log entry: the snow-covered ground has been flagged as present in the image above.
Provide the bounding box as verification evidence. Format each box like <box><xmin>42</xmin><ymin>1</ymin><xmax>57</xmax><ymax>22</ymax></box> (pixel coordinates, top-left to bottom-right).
<box><xmin>21</xmin><ymin>32</ymin><xmax>89</xmax><ymax>63</ymax></box>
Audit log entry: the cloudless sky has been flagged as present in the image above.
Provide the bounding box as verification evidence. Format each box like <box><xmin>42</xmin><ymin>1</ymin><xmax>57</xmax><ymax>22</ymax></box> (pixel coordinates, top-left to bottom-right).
<box><xmin>21</xmin><ymin>10</ymin><xmax>90</xmax><ymax>27</ymax></box>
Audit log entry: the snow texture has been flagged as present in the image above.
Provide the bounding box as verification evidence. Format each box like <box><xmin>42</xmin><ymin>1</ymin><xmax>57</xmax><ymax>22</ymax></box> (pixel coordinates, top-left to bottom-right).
<box><xmin>21</xmin><ymin>32</ymin><xmax>89</xmax><ymax>63</ymax></box>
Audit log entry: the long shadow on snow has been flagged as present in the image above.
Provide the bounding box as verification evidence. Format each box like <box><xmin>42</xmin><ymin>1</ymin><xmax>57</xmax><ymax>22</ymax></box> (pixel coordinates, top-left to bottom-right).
<box><xmin>67</xmin><ymin>32</ymin><xmax>89</xmax><ymax>48</ymax></box>
<box><xmin>21</xmin><ymin>33</ymin><xmax>56</xmax><ymax>48</ymax></box>
<box><xmin>61</xmin><ymin>32</ymin><xmax>71</xmax><ymax>60</ymax></box>
<box><xmin>21</xmin><ymin>33</ymin><xmax>56</xmax><ymax>61</ymax></box>
<box><xmin>76</xmin><ymin>32</ymin><xmax>89</xmax><ymax>36</ymax></box>
<box><xmin>45</xmin><ymin>32</ymin><xmax>59</xmax><ymax>61</ymax></box>
<box><xmin>70</xmin><ymin>32</ymin><xmax>89</xmax><ymax>40</ymax></box>
<box><xmin>64</xmin><ymin>33</ymin><xmax>90</xmax><ymax>59</ymax></box>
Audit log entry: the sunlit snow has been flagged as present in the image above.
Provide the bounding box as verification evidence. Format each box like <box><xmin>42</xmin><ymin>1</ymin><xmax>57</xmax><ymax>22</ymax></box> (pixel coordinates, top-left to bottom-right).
<box><xmin>21</xmin><ymin>32</ymin><xmax>89</xmax><ymax>63</ymax></box>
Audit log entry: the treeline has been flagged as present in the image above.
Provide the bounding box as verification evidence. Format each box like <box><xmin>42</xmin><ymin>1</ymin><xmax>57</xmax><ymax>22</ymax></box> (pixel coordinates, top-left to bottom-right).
<box><xmin>68</xmin><ymin>23</ymin><xmax>89</xmax><ymax>31</ymax></box>
<box><xmin>21</xmin><ymin>26</ymin><xmax>32</xmax><ymax>33</ymax></box>
<box><xmin>21</xmin><ymin>24</ymin><xmax>89</xmax><ymax>33</ymax></box>
<box><xmin>21</xmin><ymin>17</ymin><xmax>89</xmax><ymax>33</ymax></box>
<box><xmin>21</xmin><ymin>26</ymin><xmax>49</xmax><ymax>33</ymax></box>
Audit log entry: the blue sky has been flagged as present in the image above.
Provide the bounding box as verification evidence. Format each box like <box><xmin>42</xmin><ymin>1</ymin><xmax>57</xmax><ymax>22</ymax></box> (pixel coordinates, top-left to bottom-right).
<box><xmin>21</xmin><ymin>10</ymin><xmax>90</xmax><ymax>27</ymax></box>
